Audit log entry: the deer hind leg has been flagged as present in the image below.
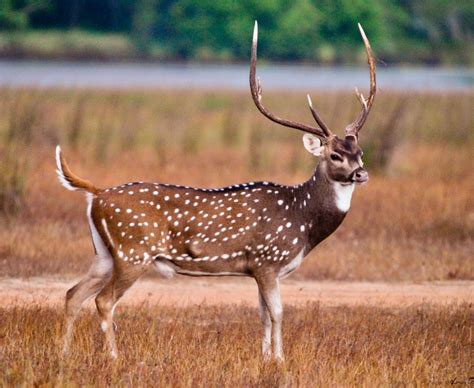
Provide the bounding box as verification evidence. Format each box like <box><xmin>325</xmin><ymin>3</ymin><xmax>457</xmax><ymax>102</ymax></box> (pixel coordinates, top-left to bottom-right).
<box><xmin>63</xmin><ymin>254</ymin><xmax>113</xmax><ymax>355</ymax></box>
<box><xmin>258</xmin><ymin>287</ymin><xmax>272</xmax><ymax>360</ymax></box>
<box><xmin>256</xmin><ymin>276</ymin><xmax>284</xmax><ymax>362</ymax></box>
<box><xmin>95</xmin><ymin>264</ymin><xmax>146</xmax><ymax>359</ymax></box>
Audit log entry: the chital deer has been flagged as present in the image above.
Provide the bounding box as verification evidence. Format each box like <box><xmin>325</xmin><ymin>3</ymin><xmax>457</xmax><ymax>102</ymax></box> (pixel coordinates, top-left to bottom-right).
<box><xmin>57</xmin><ymin>22</ymin><xmax>376</xmax><ymax>362</ymax></box>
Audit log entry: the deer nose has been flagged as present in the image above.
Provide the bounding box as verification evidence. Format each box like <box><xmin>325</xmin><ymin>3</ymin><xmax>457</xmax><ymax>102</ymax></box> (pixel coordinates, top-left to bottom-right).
<box><xmin>352</xmin><ymin>168</ymin><xmax>368</xmax><ymax>183</ymax></box>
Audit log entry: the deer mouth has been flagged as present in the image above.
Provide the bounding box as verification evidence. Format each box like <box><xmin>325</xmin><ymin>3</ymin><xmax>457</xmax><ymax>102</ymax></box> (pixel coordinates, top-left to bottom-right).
<box><xmin>353</xmin><ymin>176</ymin><xmax>369</xmax><ymax>184</ymax></box>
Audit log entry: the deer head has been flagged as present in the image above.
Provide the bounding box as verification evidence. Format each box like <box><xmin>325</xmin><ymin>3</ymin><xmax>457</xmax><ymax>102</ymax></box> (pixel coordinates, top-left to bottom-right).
<box><xmin>250</xmin><ymin>22</ymin><xmax>376</xmax><ymax>186</ymax></box>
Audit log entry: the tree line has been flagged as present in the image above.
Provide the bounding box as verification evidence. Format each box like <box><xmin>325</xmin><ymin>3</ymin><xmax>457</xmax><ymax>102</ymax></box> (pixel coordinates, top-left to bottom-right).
<box><xmin>1</xmin><ymin>0</ymin><xmax>472</xmax><ymax>64</ymax></box>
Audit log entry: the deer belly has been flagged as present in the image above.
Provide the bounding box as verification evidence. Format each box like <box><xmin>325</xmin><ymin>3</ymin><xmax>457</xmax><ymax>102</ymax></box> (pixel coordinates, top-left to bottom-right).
<box><xmin>154</xmin><ymin>256</ymin><xmax>249</xmax><ymax>277</ymax></box>
<box><xmin>279</xmin><ymin>248</ymin><xmax>305</xmax><ymax>278</ymax></box>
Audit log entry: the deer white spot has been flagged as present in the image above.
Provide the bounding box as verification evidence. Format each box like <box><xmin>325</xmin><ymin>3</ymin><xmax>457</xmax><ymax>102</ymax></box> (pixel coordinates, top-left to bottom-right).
<box><xmin>277</xmin><ymin>200</ymin><xmax>284</xmax><ymax>205</ymax></box>
<box><xmin>300</xmin><ymin>225</ymin><xmax>305</xmax><ymax>232</ymax></box>
<box><xmin>115</xmin><ymin>208</ymin><xmax>120</xmax><ymax>213</ymax></box>
<box><xmin>292</xmin><ymin>237</ymin><xmax>298</xmax><ymax>245</ymax></box>
<box><xmin>333</xmin><ymin>182</ymin><xmax>355</xmax><ymax>212</ymax></box>
<box><xmin>164</xmin><ymin>196</ymin><xmax>170</xmax><ymax>201</ymax></box>
<box><xmin>286</xmin><ymin>222</ymin><xmax>292</xmax><ymax>228</ymax></box>
<box><xmin>277</xmin><ymin>226</ymin><xmax>283</xmax><ymax>232</ymax></box>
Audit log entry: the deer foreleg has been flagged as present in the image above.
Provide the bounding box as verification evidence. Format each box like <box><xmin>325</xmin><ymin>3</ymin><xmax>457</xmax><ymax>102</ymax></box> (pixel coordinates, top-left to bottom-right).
<box><xmin>258</xmin><ymin>287</ymin><xmax>272</xmax><ymax>360</ymax></box>
<box><xmin>256</xmin><ymin>276</ymin><xmax>284</xmax><ymax>362</ymax></box>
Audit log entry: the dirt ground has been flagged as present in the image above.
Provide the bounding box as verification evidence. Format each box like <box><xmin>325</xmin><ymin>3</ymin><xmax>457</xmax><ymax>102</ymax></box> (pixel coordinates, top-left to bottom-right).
<box><xmin>1</xmin><ymin>276</ymin><xmax>472</xmax><ymax>308</ymax></box>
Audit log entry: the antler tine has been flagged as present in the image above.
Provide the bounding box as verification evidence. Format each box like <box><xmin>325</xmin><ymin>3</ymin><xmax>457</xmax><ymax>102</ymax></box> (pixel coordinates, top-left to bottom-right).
<box><xmin>359</xmin><ymin>23</ymin><xmax>376</xmax><ymax>110</ymax></box>
<box><xmin>345</xmin><ymin>88</ymin><xmax>368</xmax><ymax>136</ymax></box>
<box><xmin>345</xmin><ymin>23</ymin><xmax>377</xmax><ymax>137</ymax></box>
<box><xmin>249</xmin><ymin>21</ymin><xmax>327</xmax><ymax>138</ymax></box>
<box><xmin>354</xmin><ymin>87</ymin><xmax>367</xmax><ymax>110</ymax></box>
<box><xmin>306</xmin><ymin>94</ymin><xmax>332</xmax><ymax>137</ymax></box>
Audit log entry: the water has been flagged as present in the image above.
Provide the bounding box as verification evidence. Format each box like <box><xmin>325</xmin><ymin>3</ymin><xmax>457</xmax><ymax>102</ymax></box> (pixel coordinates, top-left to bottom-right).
<box><xmin>0</xmin><ymin>60</ymin><xmax>472</xmax><ymax>91</ymax></box>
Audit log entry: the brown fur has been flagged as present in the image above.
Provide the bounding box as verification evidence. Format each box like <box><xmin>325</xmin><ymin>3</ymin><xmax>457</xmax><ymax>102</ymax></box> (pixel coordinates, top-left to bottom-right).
<box><xmin>59</xmin><ymin>151</ymin><xmax>100</xmax><ymax>194</ymax></box>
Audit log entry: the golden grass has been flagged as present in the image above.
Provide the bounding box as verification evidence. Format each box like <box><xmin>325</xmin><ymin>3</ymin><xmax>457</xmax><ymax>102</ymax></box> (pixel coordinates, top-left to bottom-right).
<box><xmin>0</xmin><ymin>88</ymin><xmax>472</xmax><ymax>280</ymax></box>
<box><xmin>0</xmin><ymin>303</ymin><xmax>470</xmax><ymax>386</ymax></box>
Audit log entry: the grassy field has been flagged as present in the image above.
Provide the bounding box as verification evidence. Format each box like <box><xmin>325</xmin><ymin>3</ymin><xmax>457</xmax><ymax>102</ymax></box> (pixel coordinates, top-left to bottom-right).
<box><xmin>0</xmin><ymin>87</ymin><xmax>472</xmax><ymax>386</ymax></box>
<box><xmin>0</xmin><ymin>88</ymin><xmax>472</xmax><ymax>280</ymax></box>
<box><xmin>0</xmin><ymin>303</ymin><xmax>471</xmax><ymax>386</ymax></box>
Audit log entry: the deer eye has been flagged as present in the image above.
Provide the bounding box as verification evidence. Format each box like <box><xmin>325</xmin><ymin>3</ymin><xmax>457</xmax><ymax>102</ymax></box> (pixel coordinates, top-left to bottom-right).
<box><xmin>330</xmin><ymin>153</ymin><xmax>343</xmax><ymax>162</ymax></box>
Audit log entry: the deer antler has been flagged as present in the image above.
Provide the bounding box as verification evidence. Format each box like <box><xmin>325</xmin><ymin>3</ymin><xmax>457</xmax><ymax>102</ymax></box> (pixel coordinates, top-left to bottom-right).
<box><xmin>345</xmin><ymin>23</ymin><xmax>377</xmax><ymax>138</ymax></box>
<box><xmin>306</xmin><ymin>94</ymin><xmax>332</xmax><ymax>137</ymax></box>
<box><xmin>249</xmin><ymin>21</ymin><xmax>330</xmax><ymax>139</ymax></box>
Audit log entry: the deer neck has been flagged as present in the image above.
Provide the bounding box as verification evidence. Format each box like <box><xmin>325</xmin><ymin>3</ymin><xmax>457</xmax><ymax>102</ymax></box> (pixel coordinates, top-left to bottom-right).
<box><xmin>296</xmin><ymin>161</ymin><xmax>354</xmax><ymax>250</ymax></box>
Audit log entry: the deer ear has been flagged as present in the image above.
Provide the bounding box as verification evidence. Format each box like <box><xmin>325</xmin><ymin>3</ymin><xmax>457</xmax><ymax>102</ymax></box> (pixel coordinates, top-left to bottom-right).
<box><xmin>303</xmin><ymin>134</ymin><xmax>325</xmax><ymax>156</ymax></box>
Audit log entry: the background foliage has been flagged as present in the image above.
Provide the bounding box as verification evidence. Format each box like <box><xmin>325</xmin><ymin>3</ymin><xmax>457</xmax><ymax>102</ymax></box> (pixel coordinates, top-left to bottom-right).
<box><xmin>1</xmin><ymin>0</ymin><xmax>472</xmax><ymax>64</ymax></box>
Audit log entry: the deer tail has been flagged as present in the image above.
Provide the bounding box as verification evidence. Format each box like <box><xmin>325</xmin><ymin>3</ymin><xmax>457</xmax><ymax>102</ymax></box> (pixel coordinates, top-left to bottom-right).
<box><xmin>55</xmin><ymin>145</ymin><xmax>100</xmax><ymax>195</ymax></box>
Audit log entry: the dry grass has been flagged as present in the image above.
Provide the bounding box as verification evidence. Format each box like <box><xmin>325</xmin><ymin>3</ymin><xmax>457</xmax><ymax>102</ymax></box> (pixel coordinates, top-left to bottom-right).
<box><xmin>0</xmin><ymin>88</ymin><xmax>472</xmax><ymax>386</ymax></box>
<box><xmin>0</xmin><ymin>88</ymin><xmax>472</xmax><ymax>280</ymax></box>
<box><xmin>0</xmin><ymin>303</ymin><xmax>470</xmax><ymax>386</ymax></box>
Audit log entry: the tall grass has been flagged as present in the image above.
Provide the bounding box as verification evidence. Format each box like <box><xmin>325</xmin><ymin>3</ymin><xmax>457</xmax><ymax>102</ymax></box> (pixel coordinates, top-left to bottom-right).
<box><xmin>0</xmin><ymin>303</ymin><xmax>470</xmax><ymax>386</ymax></box>
<box><xmin>0</xmin><ymin>146</ymin><xmax>27</xmax><ymax>216</ymax></box>
<box><xmin>0</xmin><ymin>88</ymin><xmax>472</xmax><ymax>280</ymax></box>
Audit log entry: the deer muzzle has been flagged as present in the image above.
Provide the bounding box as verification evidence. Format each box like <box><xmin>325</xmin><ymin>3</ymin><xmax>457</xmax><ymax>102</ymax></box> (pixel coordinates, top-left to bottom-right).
<box><xmin>350</xmin><ymin>167</ymin><xmax>369</xmax><ymax>184</ymax></box>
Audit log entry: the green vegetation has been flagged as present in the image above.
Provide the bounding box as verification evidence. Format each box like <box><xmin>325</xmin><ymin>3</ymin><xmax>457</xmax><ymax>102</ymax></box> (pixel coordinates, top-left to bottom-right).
<box><xmin>0</xmin><ymin>0</ymin><xmax>472</xmax><ymax>64</ymax></box>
